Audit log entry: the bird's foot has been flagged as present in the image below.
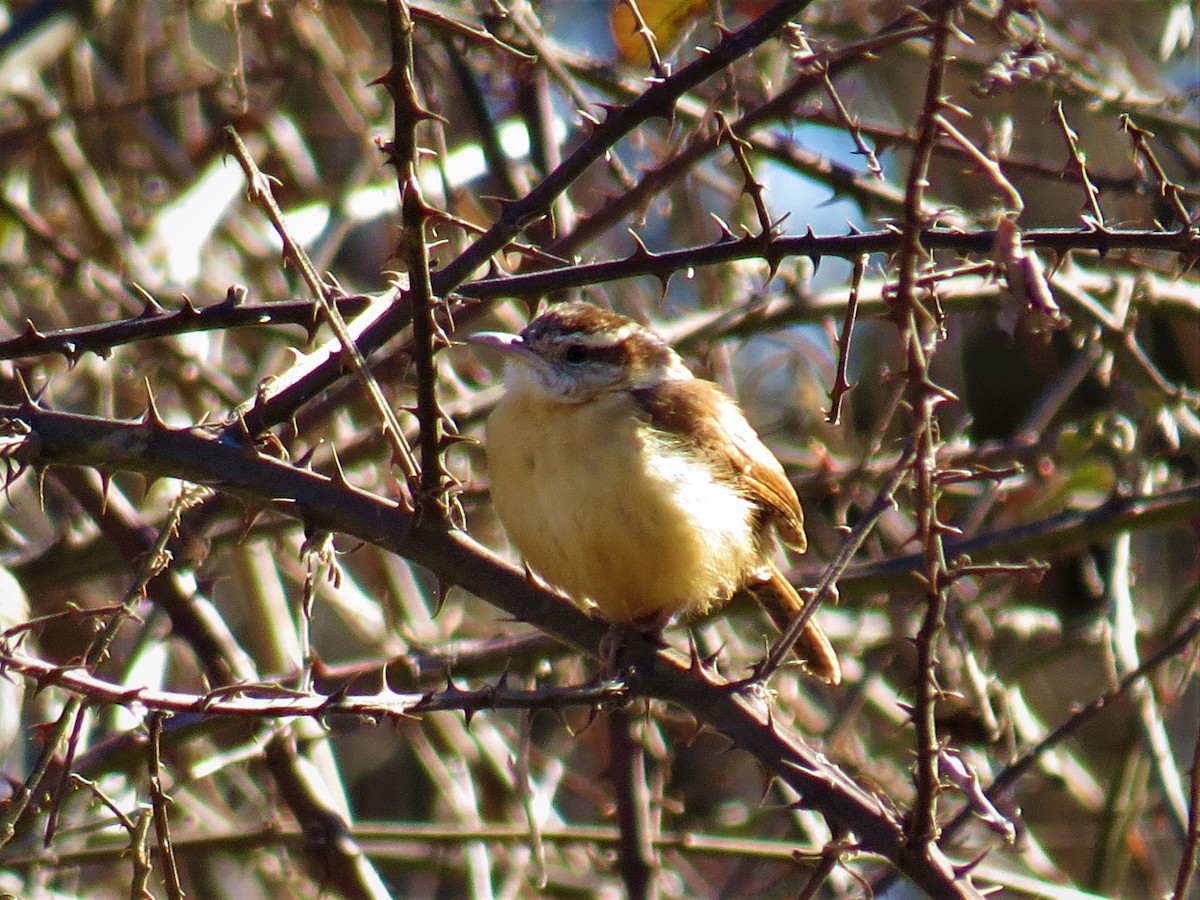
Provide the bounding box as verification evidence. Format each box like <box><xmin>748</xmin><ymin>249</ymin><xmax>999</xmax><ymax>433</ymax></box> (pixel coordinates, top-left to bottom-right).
<box><xmin>596</xmin><ymin>613</ymin><xmax>672</xmax><ymax>677</ymax></box>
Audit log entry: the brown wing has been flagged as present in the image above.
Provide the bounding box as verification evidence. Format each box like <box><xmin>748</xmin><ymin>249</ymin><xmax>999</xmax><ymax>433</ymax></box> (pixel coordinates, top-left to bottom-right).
<box><xmin>631</xmin><ymin>378</ymin><xmax>806</xmax><ymax>552</ymax></box>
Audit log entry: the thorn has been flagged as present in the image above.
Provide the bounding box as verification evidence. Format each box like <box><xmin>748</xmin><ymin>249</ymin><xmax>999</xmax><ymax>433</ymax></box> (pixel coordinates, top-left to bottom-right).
<box><xmin>141</xmin><ymin>379</ymin><xmax>166</xmax><ymax>428</ymax></box>
<box><xmin>140</xmin><ymin>297</ymin><xmax>166</xmax><ymax>319</ymax></box>
<box><xmin>764</xmin><ymin>252</ymin><xmax>781</xmax><ymax>283</ymax></box>
<box><xmin>551</xmin><ymin>704</ymin><xmax>573</xmax><ymax>735</ymax></box>
<box><xmin>414</xmin><ymin>104</ymin><xmax>450</xmax><ymax>126</ymax></box>
<box><xmin>1</xmin><ymin>460</ymin><xmax>24</xmax><ymax>503</ymax></box>
<box><xmin>179</xmin><ymin>294</ymin><xmax>200</xmax><ymax>317</ymax></box>
<box><xmin>954</xmin><ymin>849</ymin><xmax>991</xmax><ymax>877</ymax></box>
<box><xmin>32</xmin><ymin>464</ymin><xmax>46</xmax><ymax>512</ymax></box>
<box><xmin>137</xmin><ymin>473</ymin><xmax>161</xmax><ymax>505</ymax></box>
<box><xmin>686</xmin><ymin>634</ymin><xmax>705</xmax><ymax>675</ymax></box>
<box><xmin>14</xmin><ymin>370</ymin><xmax>38</xmax><ymax>409</ymax></box>
<box><xmin>294</xmin><ymin>444</ymin><xmax>318</xmax><ymax>469</ymax></box>
<box><xmin>626</xmin><ymin>229</ymin><xmax>653</xmax><ymax>259</ymax></box>
<box><xmin>97</xmin><ymin>470</ymin><xmax>110</xmax><ymax>515</ymax></box>
<box><xmin>229</xmin><ymin>414</ymin><xmax>254</xmax><ymax>448</ymax></box>
<box><xmin>923</xmin><ymin>379</ymin><xmax>960</xmax><ymax>403</ymax></box>
<box><xmin>746</xmin><ymin>650</ymin><xmax>770</xmax><ymax>683</ymax></box>
<box><xmin>701</xmin><ymin>643</ymin><xmax>723</xmax><ymax>670</ymax></box>
<box><xmin>1044</xmin><ymin>249</ymin><xmax>1066</xmax><ymax>279</ymax></box>
<box><xmin>222</xmin><ymin>284</ymin><xmax>248</xmax><ymax>307</ymax></box>
<box><xmin>432</xmin><ymin>577</ymin><xmax>449</xmax><ymax>617</ymax></box>
<box><xmin>21</xmin><ymin>319</ymin><xmax>44</xmax><ymax>341</ymax></box>
<box><xmin>463</xmin><ymin>707</ymin><xmax>474</xmax><ymax>729</ymax></box>
<box><xmin>709</xmin><ymin>213</ymin><xmax>735</xmax><ymax>242</ymax></box>
<box><xmin>236</xmin><ymin>506</ymin><xmax>264</xmax><ymax>544</ymax></box>
<box><xmin>303</xmin><ymin>314</ymin><xmax>321</xmax><ymax>345</ymax></box>
<box><xmin>328</xmin><ymin>444</ymin><xmax>350</xmax><ymax>488</ymax></box>
<box><xmin>655</xmin><ymin>270</ymin><xmax>673</xmax><ymax>299</ymax></box>
<box><xmin>439</xmin><ymin>432</ymin><xmax>475</xmax><ymax>448</ymax></box>
<box><xmin>659</xmin><ymin>97</ymin><xmax>678</xmax><ymax>127</ymax></box>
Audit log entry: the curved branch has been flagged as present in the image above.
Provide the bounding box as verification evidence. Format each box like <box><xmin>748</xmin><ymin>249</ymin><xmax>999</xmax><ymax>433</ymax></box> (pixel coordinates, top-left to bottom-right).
<box><xmin>3</xmin><ymin>401</ymin><xmax>979</xmax><ymax>897</ymax></box>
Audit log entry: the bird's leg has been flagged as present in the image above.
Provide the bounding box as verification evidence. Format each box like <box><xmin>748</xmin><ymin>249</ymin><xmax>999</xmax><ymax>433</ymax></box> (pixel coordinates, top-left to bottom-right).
<box><xmin>596</xmin><ymin>610</ymin><xmax>672</xmax><ymax>676</ymax></box>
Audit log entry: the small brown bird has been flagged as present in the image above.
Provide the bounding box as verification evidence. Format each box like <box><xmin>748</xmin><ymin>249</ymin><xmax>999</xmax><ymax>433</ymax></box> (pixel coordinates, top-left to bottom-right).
<box><xmin>470</xmin><ymin>302</ymin><xmax>840</xmax><ymax>683</ymax></box>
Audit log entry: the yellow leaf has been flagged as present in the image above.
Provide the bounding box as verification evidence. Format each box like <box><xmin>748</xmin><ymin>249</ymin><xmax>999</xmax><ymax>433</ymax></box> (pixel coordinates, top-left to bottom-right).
<box><xmin>610</xmin><ymin>0</ymin><xmax>709</xmax><ymax>65</ymax></box>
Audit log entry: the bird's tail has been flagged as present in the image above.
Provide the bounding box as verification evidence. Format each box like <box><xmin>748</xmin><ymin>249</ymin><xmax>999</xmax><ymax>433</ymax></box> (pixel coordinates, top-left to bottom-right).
<box><xmin>752</xmin><ymin>562</ymin><xmax>842</xmax><ymax>685</ymax></box>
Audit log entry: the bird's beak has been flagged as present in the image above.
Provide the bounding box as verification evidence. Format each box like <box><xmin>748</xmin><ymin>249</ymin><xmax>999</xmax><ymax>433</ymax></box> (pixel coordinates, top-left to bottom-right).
<box><xmin>465</xmin><ymin>331</ymin><xmax>524</xmax><ymax>354</ymax></box>
<box><xmin>466</xmin><ymin>330</ymin><xmax>550</xmax><ymax>374</ymax></box>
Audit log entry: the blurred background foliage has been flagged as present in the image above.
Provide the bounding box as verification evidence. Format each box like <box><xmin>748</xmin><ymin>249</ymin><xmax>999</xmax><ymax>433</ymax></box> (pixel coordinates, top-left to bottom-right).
<box><xmin>0</xmin><ymin>0</ymin><xmax>1196</xmax><ymax>897</ymax></box>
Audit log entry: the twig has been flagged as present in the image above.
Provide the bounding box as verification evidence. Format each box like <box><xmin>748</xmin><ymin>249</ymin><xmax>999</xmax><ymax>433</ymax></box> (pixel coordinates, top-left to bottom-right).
<box><xmin>433</xmin><ymin>0</ymin><xmax>819</xmax><ymax>292</ymax></box>
<box><xmin>759</xmin><ymin>437</ymin><xmax>917</xmax><ymax>678</ymax></box>
<box><xmin>1</xmin><ymin>820</ymin><xmax>833</xmax><ymax>870</ymax></box>
<box><xmin>503</xmin><ymin>2</ymin><xmax>636</xmax><ymax>191</ymax></box>
<box><xmin>1173</xmin><ymin>726</ymin><xmax>1200</xmax><ymax>900</ymax></box>
<box><xmin>69</xmin><ymin>774</ymin><xmax>137</xmax><ymax>833</ymax></box>
<box><xmin>409</xmin><ymin>5</ymin><xmax>534</xmax><ymax>60</ymax></box>
<box><xmin>513</xmin><ymin>709</ymin><xmax>549</xmax><ymax>887</ymax></box>
<box><xmin>789</xmin><ymin>25</ymin><xmax>882</xmax><ymax>178</ymax></box>
<box><xmin>617</xmin><ymin>0</ymin><xmax>669</xmax><ymax>78</ymax></box>
<box><xmin>443</xmin><ymin>39</ymin><xmax>523</xmax><ymax>201</ymax></box>
<box><xmin>958</xmin><ymin>342</ymin><xmax>1101</xmax><ymax>535</ymax></box>
<box><xmin>1110</xmin><ymin>527</ymin><xmax>1189</xmax><ymax>840</ymax></box>
<box><xmin>129</xmin><ymin>809</ymin><xmax>155</xmax><ymax>900</ymax></box>
<box><xmin>0</xmin><ymin>645</ymin><xmax>631</xmax><ymax>719</ymax></box>
<box><xmin>0</xmin><ymin>479</ymin><xmax>200</xmax><ymax>847</ymax></box>
<box><xmin>1121</xmin><ymin>114</ymin><xmax>1196</xmax><ymax>230</ymax></box>
<box><xmin>608</xmin><ymin>707</ymin><xmax>656</xmax><ymax>899</ymax></box>
<box><xmin>223</xmin><ymin>125</ymin><xmax>423</xmax><ymax>507</ymax></box>
<box><xmin>943</xmin><ymin>615</ymin><xmax>1200</xmax><ymax>841</ymax></box>
<box><xmin>462</xmin><ymin>226</ymin><xmax>1200</xmax><ymax>301</ymax></box>
<box><xmin>545</xmin><ymin>16</ymin><xmax>935</xmax><ymax>261</ymax></box>
<box><xmin>146</xmin><ymin>712</ymin><xmax>184</xmax><ymax>900</ymax></box>
<box><xmin>834</xmin><ymin>481</ymin><xmax>1200</xmax><ymax>598</ymax></box>
<box><xmin>890</xmin><ymin>0</ymin><xmax>958</xmax><ymax>855</ymax></box>
<box><xmin>825</xmin><ymin>254</ymin><xmax>866</xmax><ymax>424</ymax></box>
<box><xmin>0</xmin><ymin>291</ymin><xmax>370</xmax><ymax>363</ymax></box>
<box><xmin>934</xmin><ymin>112</ymin><xmax>1023</xmax><ymax>213</ymax></box>
<box><xmin>1054</xmin><ymin>102</ymin><xmax>1107</xmax><ymax>228</ymax></box>
<box><xmin>716</xmin><ymin>111</ymin><xmax>774</xmax><ymax>238</ymax></box>
<box><xmin>382</xmin><ymin>0</ymin><xmax>455</xmax><ymax>522</ymax></box>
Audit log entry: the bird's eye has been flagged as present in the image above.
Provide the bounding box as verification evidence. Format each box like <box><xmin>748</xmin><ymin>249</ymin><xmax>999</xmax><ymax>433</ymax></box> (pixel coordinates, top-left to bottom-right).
<box><xmin>564</xmin><ymin>344</ymin><xmax>588</xmax><ymax>364</ymax></box>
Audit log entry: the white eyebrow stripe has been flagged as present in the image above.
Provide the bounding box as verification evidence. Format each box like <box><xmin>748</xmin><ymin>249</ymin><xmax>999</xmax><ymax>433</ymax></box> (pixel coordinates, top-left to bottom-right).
<box><xmin>562</xmin><ymin>322</ymin><xmax>640</xmax><ymax>347</ymax></box>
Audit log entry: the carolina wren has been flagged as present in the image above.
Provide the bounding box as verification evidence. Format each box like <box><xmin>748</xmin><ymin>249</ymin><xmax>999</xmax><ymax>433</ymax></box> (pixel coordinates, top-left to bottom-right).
<box><xmin>470</xmin><ymin>302</ymin><xmax>840</xmax><ymax>683</ymax></box>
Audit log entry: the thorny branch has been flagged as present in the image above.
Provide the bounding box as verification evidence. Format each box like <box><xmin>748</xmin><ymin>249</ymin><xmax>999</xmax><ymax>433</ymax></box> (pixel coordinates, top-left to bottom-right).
<box><xmin>0</xmin><ymin>1</ymin><xmax>1196</xmax><ymax>897</ymax></box>
<box><xmin>885</xmin><ymin>0</ymin><xmax>978</xmax><ymax>863</ymax></box>
<box><xmin>382</xmin><ymin>0</ymin><xmax>456</xmax><ymax>522</ymax></box>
